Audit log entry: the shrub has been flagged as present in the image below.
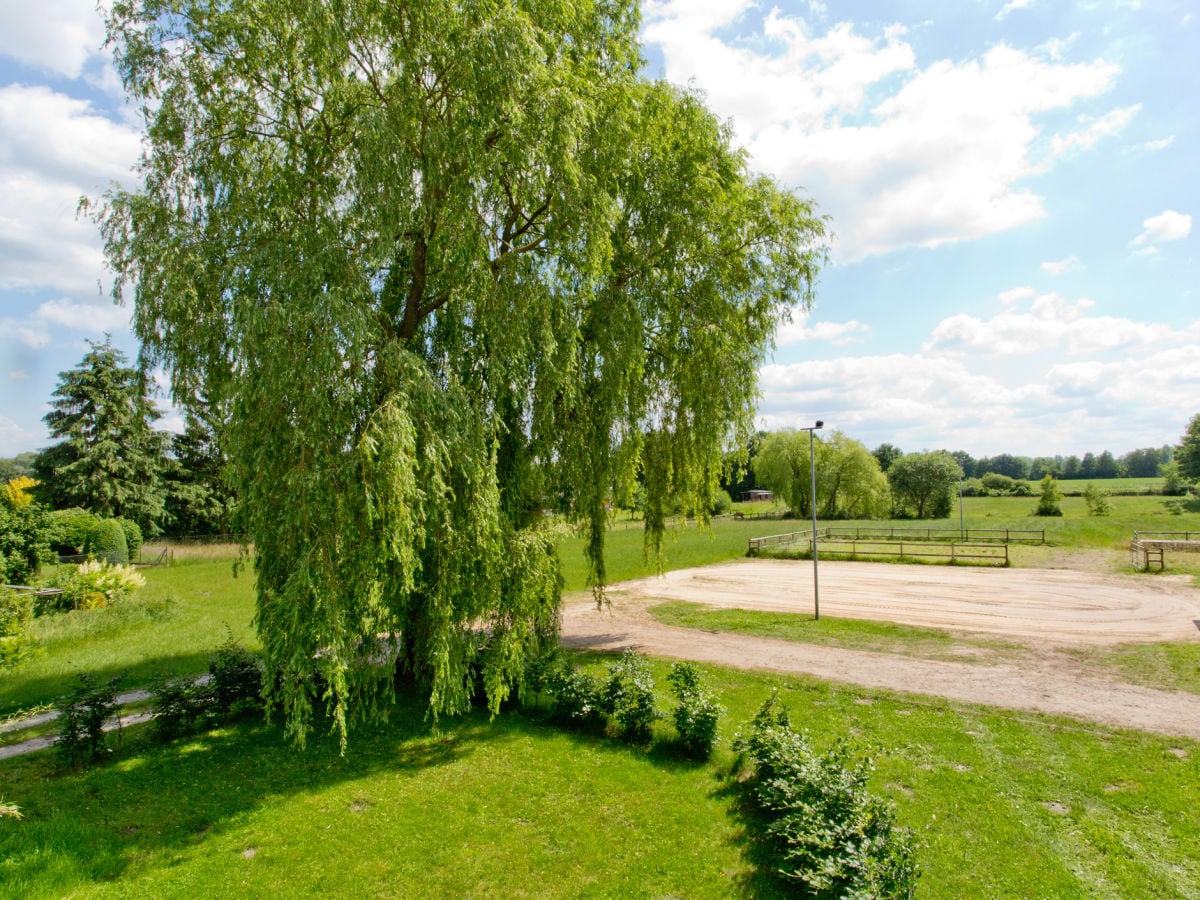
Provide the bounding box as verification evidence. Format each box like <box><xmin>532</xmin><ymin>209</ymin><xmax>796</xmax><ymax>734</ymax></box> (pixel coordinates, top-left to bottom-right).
<box><xmin>84</xmin><ymin>519</ymin><xmax>129</xmax><ymax>565</ymax></box>
<box><xmin>667</xmin><ymin>661</ymin><xmax>722</xmax><ymax>759</ymax></box>
<box><xmin>1082</xmin><ymin>482</ymin><xmax>1112</xmax><ymax>516</ymax></box>
<box><xmin>1034</xmin><ymin>475</ymin><xmax>1063</xmax><ymax>517</ymax></box>
<box><xmin>0</xmin><ymin>501</ymin><xmax>50</xmax><ymax>584</ymax></box>
<box><xmin>543</xmin><ymin>659</ymin><xmax>608</xmax><ymax>731</ymax></box>
<box><xmin>209</xmin><ymin>632</ymin><xmax>263</xmax><ymax>715</ymax></box>
<box><xmin>149</xmin><ymin>676</ymin><xmax>213</xmax><ymax>740</ymax></box>
<box><xmin>734</xmin><ymin>693</ymin><xmax>919</xmax><ymax>898</ymax></box>
<box><xmin>50</xmin><ymin>559</ymin><xmax>147</xmax><ymax>612</ymax></box>
<box><xmin>603</xmin><ymin>649</ymin><xmax>660</xmax><ymax>743</ymax></box>
<box><xmin>980</xmin><ymin>473</ymin><xmax>1015</xmax><ymax>492</ymax></box>
<box><xmin>46</xmin><ymin>508</ymin><xmax>100</xmax><ymax>555</ymax></box>
<box><xmin>0</xmin><ymin>588</ymin><xmax>36</xmax><ymax>669</ymax></box>
<box><xmin>115</xmin><ymin>517</ymin><xmax>144</xmax><ymax>558</ymax></box>
<box><xmin>56</xmin><ymin>673</ymin><xmax>124</xmax><ymax>766</ymax></box>
<box><xmin>711</xmin><ymin>489</ymin><xmax>734</xmax><ymax>516</ymax></box>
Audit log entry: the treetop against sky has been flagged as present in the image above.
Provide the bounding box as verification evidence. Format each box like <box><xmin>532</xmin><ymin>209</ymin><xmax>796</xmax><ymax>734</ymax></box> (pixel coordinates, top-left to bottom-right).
<box><xmin>0</xmin><ymin>0</ymin><xmax>1196</xmax><ymax>459</ymax></box>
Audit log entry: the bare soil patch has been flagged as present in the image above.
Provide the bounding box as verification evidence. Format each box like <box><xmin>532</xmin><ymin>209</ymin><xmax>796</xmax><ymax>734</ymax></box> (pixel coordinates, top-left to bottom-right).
<box><xmin>561</xmin><ymin>559</ymin><xmax>1200</xmax><ymax>741</ymax></box>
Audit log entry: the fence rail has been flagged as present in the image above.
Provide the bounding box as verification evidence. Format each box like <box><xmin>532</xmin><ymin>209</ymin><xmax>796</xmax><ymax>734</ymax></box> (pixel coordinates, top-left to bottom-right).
<box><xmin>748</xmin><ymin>527</ymin><xmax>1041</xmax><ymax>554</ymax></box>
<box><xmin>811</xmin><ymin>540</ymin><xmax>1009</xmax><ymax>565</ymax></box>
<box><xmin>1130</xmin><ymin>531</ymin><xmax>1200</xmax><ymax>572</ymax></box>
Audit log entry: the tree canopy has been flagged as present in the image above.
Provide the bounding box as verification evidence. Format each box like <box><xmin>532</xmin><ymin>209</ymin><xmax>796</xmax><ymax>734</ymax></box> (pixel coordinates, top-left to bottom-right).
<box><xmin>1177</xmin><ymin>414</ymin><xmax>1200</xmax><ymax>481</ymax></box>
<box><xmin>96</xmin><ymin>0</ymin><xmax>827</xmax><ymax>747</ymax></box>
<box><xmin>34</xmin><ymin>338</ymin><xmax>167</xmax><ymax>532</ymax></box>
<box><xmin>887</xmin><ymin>451</ymin><xmax>963</xmax><ymax>519</ymax></box>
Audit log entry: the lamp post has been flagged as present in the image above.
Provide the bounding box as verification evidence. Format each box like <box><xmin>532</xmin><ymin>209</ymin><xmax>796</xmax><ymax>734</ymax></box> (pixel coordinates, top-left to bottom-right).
<box><xmin>800</xmin><ymin>420</ymin><xmax>824</xmax><ymax>620</ymax></box>
<box><xmin>959</xmin><ymin>477</ymin><xmax>965</xmax><ymax>541</ymax></box>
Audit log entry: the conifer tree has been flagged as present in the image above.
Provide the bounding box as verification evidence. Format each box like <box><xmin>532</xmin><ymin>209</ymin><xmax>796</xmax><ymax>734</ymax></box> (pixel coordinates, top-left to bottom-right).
<box><xmin>35</xmin><ymin>338</ymin><xmax>167</xmax><ymax>531</ymax></box>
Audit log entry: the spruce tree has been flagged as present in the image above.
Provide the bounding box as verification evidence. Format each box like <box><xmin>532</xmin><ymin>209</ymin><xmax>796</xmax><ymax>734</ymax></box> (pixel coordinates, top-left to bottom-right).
<box><xmin>35</xmin><ymin>338</ymin><xmax>167</xmax><ymax>532</ymax></box>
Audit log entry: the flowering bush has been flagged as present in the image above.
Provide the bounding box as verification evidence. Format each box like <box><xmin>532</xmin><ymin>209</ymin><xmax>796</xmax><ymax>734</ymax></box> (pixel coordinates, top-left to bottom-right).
<box><xmin>52</xmin><ymin>560</ymin><xmax>147</xmax><ymax>611</ymax></box>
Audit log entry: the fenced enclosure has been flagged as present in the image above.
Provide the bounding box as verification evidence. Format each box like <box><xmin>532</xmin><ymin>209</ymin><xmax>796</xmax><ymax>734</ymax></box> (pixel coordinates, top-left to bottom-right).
<box><xmin>745</xmin><ymin>526</ymin><xmax>1042</xmax><ymax>566</ymax></box>
<box><xmin>1129</xmin><ymin>531</ymin><xmax>1200</xmax><ymax>572</ymax></box>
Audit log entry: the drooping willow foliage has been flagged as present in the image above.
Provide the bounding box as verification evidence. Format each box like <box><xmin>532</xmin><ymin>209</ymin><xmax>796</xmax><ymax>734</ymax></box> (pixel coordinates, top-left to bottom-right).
<box><xmin>96</xmin><ymin>0</ymin><xmax>828</xmax><ymax>748</ymax></box>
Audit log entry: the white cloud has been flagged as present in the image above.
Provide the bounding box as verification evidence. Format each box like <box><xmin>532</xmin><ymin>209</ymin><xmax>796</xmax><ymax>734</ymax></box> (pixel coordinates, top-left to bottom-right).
<box><xmin>1132</xmin><ymin>209</ymin><xmax>1192</xmax><ymax>247</ymax></box>
<box><xmin>1041</xmin><ymin>256</ymin><xmax>1081</xmax><ymax>275</ymax></box>
<box><xmin>642</xmin><ymin>12</ymin><xmax>1123</xmax><ymax>260</ymax></box>
<box><xmin>1049</xmin><ymin>104</ymin><xmax>1138</xmax><ymax>156</ymax></box>
<box><xmin>9</xmin><ymin>370</ymin><xmax>30</xmax><ymax>381</ymax></box>
<box><xmin>2</xmin><ymin>297</ymin><xmax>132</xmax><ymax>350</ymax></box>
<box><xmin>0</xmin><ymin>1</ymin><xmax>107</xmax><ymax>79</ymax></box>
<box><xmin>777</xmin><ymin>312</ymin><xmax>869</xmax><ymax>346</ymax></box>
<box><xmin>760</xmin><ymin>290</ymin><xmax>1200</xmax><ymax>455</ymax></box>
<box><xmin>1139</xmin><ymin>136</ymin><xmax>1175</xmax><ymax>152</ymax></box>
<box><xmin>0</xmin><ymin>85</ymin><xmax>141</xmax><ymax>295</ymax></box>
<box><xmin>996</xmin><ymin>0</ymin><xmax>1035</xmax><ymax>22</ymax></box>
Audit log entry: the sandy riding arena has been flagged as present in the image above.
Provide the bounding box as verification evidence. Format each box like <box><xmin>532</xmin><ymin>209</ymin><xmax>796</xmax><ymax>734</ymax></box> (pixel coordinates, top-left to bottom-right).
<box><xmin>561</xmin><ymin>559</ymin><xmax>1200</xmax><ymax>741</ymax></box>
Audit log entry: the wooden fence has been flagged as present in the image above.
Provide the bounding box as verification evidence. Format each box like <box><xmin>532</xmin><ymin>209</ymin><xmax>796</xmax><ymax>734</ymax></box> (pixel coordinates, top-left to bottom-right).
<box><xmin>1130</xmin><ymin>531</ymin><xmax>1200</xmax><ymax>572</ymax></box>
<box><xmin>748</xmin><ymin>527</ymin><xmax>1041</xmax><ymax>554</ymax></box>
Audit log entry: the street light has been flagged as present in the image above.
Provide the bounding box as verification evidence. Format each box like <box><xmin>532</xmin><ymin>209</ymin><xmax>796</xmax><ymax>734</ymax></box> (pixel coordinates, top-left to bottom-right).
<box><xmin>800</xmin><ymin>420</ymin><xmax>824</xmax><ymax>620</ymax></box>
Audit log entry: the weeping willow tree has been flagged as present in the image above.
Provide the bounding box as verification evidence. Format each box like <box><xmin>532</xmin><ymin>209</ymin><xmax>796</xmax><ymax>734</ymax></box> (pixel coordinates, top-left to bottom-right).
<box><xmin>96</xmin><ymin>0</ymin><xmax>827</xmax><ymax>748</ymax></box>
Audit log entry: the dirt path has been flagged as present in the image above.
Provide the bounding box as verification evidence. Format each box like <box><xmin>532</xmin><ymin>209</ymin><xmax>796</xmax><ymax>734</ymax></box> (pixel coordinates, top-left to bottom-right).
<box><xmin>562</xmin><ymin>560</ymin><xmax>1200</xmax><ymax>742</ymax></box>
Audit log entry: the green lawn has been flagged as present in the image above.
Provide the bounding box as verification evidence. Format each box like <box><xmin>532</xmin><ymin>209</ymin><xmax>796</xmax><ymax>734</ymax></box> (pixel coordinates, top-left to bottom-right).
<box><xmin>2</xmin><ymin>658</ymin><xmax>1197</xmax><ymax>898</ymax></box>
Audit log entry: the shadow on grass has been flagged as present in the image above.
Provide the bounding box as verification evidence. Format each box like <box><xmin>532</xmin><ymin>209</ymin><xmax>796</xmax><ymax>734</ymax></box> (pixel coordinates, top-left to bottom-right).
<box><xmin>0</xmin><ymin>691</ymin><xmax>498</xmax><ymax>890</ymax></box>
<box><xmin>0</xmin><ymin>650</ymin><xmax>217</xmax><ymax>718</ymax></box>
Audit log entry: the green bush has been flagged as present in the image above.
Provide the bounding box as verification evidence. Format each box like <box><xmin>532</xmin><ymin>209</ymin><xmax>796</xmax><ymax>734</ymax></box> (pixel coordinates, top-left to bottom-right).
<box><xmin>46</xmin><ymin>508</ymin><xmax>100</xmax><ymax>554</ymax></box>
<box><xmin>114</xmin><ymin>517</ymin><xmax>144</xmax><ymax>557</ymax></box>
<box><xmin>711</xmin><ymin>489</ymin><xmax>734</xmax><ymax>516</ymax></box>
<box><xmin>209</xmin><ymin>633</ymin><xmax>263</xmax><ymax>714</ymax></box>
<box><xmin>0</xmin><ymin>588</ymin><xmax>36</xmax><ymax>669</ymax></box>
<box><xmin>734</xmin><ymin>693</ymin><xmax>919</xmax><ymax>898</ymax></box>
<box><xmin>83</xmin><ymin>519</ymin><xmax>129</xmax><ymax>565</ymax></box>
<box><xmin>56</xmin><ymin>673</ymin><xmax>124</xmax><ymax>767</ymax></box>
<box><xmin>667</xmin><ymin>661</ymin><xmax>722</xmax><ymax>759</ymax></box>
<box><xmin>603</xmin><ymin>649</ymin><xmax>660</xmax><ymax>743</ymax></box>
<box><xmin>149</xmin><ymin>676</ymin><xmax>213</xmax><ymax>740</ymax></box>
<box><xmin>1</xmin><ymin>502</ymin><xmax>50</xmax><ymax>584</ymax></box>
<box><xmin>543</xmin><ymin>659</ymin><xmax>608</xmax><ymax>731</ymax></box>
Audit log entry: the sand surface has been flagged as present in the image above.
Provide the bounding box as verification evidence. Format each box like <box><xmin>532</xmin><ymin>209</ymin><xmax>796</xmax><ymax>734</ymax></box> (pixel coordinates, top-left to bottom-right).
<box><xmin>562</xmin><ymin>559</ymin><xmax>1200</xmax><ymax>741</ymax></box>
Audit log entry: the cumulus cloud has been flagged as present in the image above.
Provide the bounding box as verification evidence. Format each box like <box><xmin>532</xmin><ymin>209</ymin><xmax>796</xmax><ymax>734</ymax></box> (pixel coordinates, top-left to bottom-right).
<box><xmin>1139</xmin><ymin>136</ymin><xmax>1175</xmax><ymax>152</ymax></box>
<box><xmin>1132</xmin><ymin>210</ymin><xmax>1192</xmax><ymax>248</ymax></box>
<box><xmin>0</xmin><ymin>414</ymin><xmax>43</xmax><ymax>458</ymax></box>
<box><xmin>776</xmin><ymin>312</ymin><xmax>869</xmax><ymax>346</ymax></box>
<box><xmin>761</xmin><ymin>289</ymin><xmax>1200</xmax><ymax>455</ymax></box>
<box><xmin>642</xmin><ymin>9</ymin><xmax>1124</xmax><ymax>260</ymax></box>
<box><xmin>1041</xmin><ymin>256</ymin><xmax>1081</xmax><ymax>275</ymax></box>
<box><xmin>0</xmin><ymin>85</ymin><xmax>141</xmax><ymax>295</ymax></box>
<box><xmin>0</xmin><ymin>1</ymin><xmax>107</xmax><ymax>79</ymax></box>
<box><xmin>2</xmin><ymin>297</ymin><xmax>132</xmax><ymax>350</ymax></box>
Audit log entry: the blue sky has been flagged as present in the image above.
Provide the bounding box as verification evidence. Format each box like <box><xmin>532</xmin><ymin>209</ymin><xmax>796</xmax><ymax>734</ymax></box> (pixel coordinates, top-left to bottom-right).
<box><xmin>0</xmin><ymin>1</ymin><xmax>1196</xmax><ymax>459</ymax></box>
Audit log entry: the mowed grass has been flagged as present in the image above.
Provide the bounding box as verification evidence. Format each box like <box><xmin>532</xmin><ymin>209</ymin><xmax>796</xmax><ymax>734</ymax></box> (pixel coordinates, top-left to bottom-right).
<box><xmin>2</xmin><ymin>658</ymin><xmax>1198</xmax><ymax>898</ymax></box>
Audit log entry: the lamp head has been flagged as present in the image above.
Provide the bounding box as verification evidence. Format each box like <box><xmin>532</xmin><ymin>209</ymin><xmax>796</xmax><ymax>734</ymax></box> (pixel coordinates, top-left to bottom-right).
<box><xmin>814</xmin><ymin>420</ymin><xmax>824</xmax><ymax>429</ymax></box>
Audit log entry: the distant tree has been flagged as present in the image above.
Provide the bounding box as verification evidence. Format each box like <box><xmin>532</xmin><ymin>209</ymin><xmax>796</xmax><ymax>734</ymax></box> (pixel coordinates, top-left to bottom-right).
<box><xmin>872</xmin><ymin>443</ymin><xmax>903</xmax><ymax>473</ymax></box>
<box><xmin>34</xmin><ymin>339</ymin><xmax>168</xmax><ymax>532</ymax></box>
<box><xmin>1175</xmin><ymin>414</ymin><xmax>1200</xmax><ymax>482</ymax></box>
<box><xmin>1079</xmin><ymin>452</ymin><xmax>1097</xmax><ymax>479</ymax></box>
<box><xmin>1094</xmin><ymin>450</ymin><xmax>1119</xmax><ymax>479</ymax></box>
<box><xmin>0</xmin><ymin>452</ymin><xmax>37</xmax><ymax>483</ymax></box>
<box><xmin>1034</xmin><ymin>474</ymin><xmax>1063</xmax><ymax>516</ymax></box>
<box><xmin>820</xmin><ymin>432</ymin><xmax>890</xmax><ymax>519</ymax></box>
<box><xmin>1062</xmin><ymin>455</ymin><xmax>1081</xmax><ymax>479</ymax></box>
<box><xmin>163</xmin><ymin>409</ymin><xmax>235</xmax><ymax>536</ymax></box>
<box><xmin>1120</xmin><ymin>447</ymin><xmax>1166</xmax><ymax>479</ymax></box>
<box><xmin>720</xmin><ymin>431</ymin><xmax>766</xmax><ymax>500</ymax></box>
<box><xmin>887</xmin><ymin>451</ymin><xmax>963</xmax><ymax>519</ymax></box>
<box><xmin>978</xmin><ymin>454</ymin><xmax>1028</xmax><ymax>480</ymax></box>
<box><xmin>1161</xmin><ymin>460</ymin><xmax>1187</xmax><ymax>496</ymax></box>
<box><xmin>1</xmin><ymin>490</ymin><xmax>49</xmax><ymax>584</ymax></box>
<box><xmin>948</xmin><ymin>450</ymin><xmax>975</xmax><ymax>477</ymax></box>
<box><xmin>1029</xmin><ymin>456</ymin><xmax>1062</xmax><ymax>480</ymax></box>
<box><xmin>755</xmin><ymin>431</ymin><xmax>818</xmax><ymax>518</ymax></box>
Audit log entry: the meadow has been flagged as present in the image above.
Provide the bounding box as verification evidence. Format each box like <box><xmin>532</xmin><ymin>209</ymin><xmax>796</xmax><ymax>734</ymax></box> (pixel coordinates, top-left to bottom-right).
<box><xmin>2</xmin><ymin>492</ymin><xmax>1199</xmax><ymax>896</ymax></box>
